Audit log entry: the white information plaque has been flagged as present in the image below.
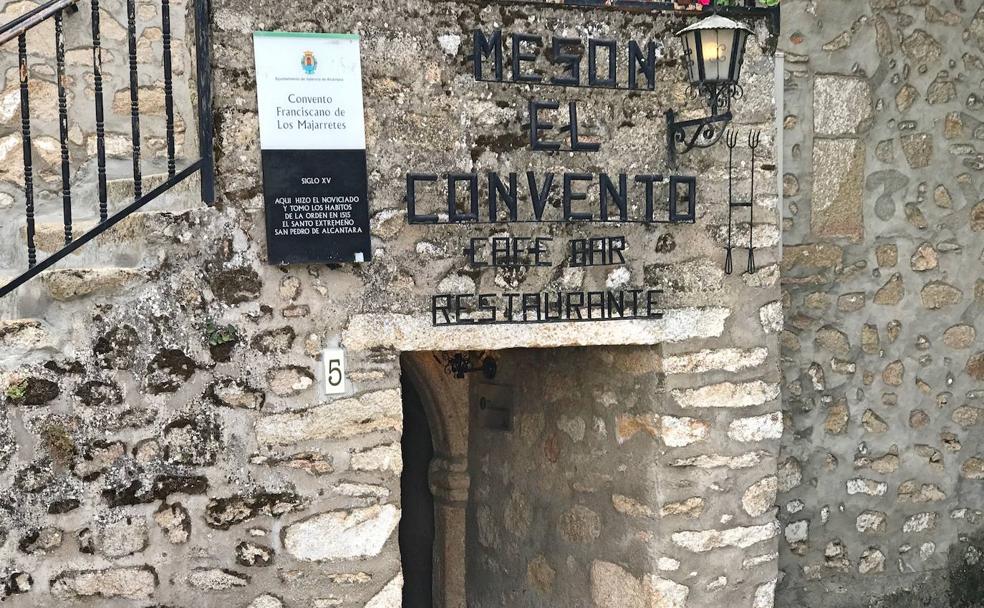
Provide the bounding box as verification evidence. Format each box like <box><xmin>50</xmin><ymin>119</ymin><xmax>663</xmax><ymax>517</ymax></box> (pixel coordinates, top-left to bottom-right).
<box><xmin>253</xmin><ymin>32</ymin><xmax>371</xmax><ymax>264</ymax></box>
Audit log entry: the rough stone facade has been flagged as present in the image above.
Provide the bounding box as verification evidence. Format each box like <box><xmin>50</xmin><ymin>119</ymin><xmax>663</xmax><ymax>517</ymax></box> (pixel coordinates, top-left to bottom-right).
<box><xmin>464</xmin><ymin>346</ymin><xmax>778</xmax><ymax>608</ymax></box>
<box><xmin>777</xmin><ymin>1</ymin><xmax>984</xmax><ymax>606</ymax></box>
<box><xmin>0</xmin><ymin>0</ymin><xmax>780</xmax><ymax>608</ymax></box>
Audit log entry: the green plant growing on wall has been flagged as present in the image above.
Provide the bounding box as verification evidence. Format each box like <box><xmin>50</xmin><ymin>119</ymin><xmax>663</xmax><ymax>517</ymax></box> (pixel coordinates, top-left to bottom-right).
<box><xmin>682</xmin><ymin>0</ymin><xmax>779</xmax><ymax>6</ymax></box>
<box><xmin>5</xmin><ymin>380</ymin><xmax>27</xmax><ymax>401</ymax></box>
<box><xmin>205</xmin><ymin>320</ymin><xmax>239</xmax><ymax>347</ymax></box>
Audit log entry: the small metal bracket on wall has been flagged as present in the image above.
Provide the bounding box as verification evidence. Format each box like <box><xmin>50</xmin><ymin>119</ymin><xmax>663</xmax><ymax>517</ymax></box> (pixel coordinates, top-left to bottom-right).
<box><xmin>479</xmin><ymin>396</ymin><xmax>512</xmax><ymax>431</ymax></box>
<box><xmin>437</xmin><ymin>352</ymin><xmax>497</xmax><ymax>380</ymax></box>
<box><xmin>666</xmin><ymin>108</ymin><xmax>733</xmax><ymax>168</ymax></box>
<box><xmin>724</xmin><ymin>128</ymin><xmax>761</xmax><ymax>274</ymax></box>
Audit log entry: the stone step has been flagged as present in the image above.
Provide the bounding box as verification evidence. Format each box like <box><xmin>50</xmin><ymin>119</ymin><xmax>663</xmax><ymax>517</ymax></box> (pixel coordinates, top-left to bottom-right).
<box><xmin>1</xmin><ymin>266</ymin><xmax>149</xmax><ymax>318</ymax></box>
<box><xmin>0</xmin><ymin>168</ymin><xmax>207</xmax><ymax>297</ymax></box>
<box><xmin>104</xmin><ymin>170</ymin><xmax>202</xmax><ymax>205</ymax></box>
<box><xmin>38</xmin><ymin>267</ymin><xmax>148</xmax><ymax>302</ymax></box>
<box><xmin>3</xmin><ymin>168</ymin><xmax>204</xmax><ymax>260</ymax></box>
<box><xmin>6</xmin><ymin>170</ymin><xmax>201</xmax><ymax>226</ymax></box>
<box><xmin>22</xmin><ymin>210</ymin><xmax>192</xmax><ymax>254</ymax></box>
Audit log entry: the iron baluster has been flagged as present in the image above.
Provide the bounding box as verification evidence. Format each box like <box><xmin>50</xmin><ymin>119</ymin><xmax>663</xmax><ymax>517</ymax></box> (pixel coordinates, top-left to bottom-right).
<box><xmin>747</xmin><ymin>129</ymin><xmax>761</xmax><ymax>274</ymax></box>
<box><xmin>126</xmin><ymin>0</ymin><xmax>142</xmax><ymax>200</ymax></box>
<box><xmin>194</xmin><ymin>0</ymin><xmax>215</xmax><ymax>205</ymax></box>
<box><xmin>724</xmin><ymin>129</ymin><xmax>738</xmax><ymax>275</ymax></box>
<box><xmin>55</xmin><ymin>10</ymin><xmax>72</xmax><ymax>244</ymax></box>
<box><xmin>161</xmin><ymin>0</ymin><xmax>175</xmax><ymax>177</ymax></box>
<box><xmin>90</xmin><ymin>0</ymin><xmax>108</xmax><ymax>221</ymax></box>
<box><xmin>18</xmin><ymin>34</ymin><xmax>36</xmax><ymax>268</ymax></box>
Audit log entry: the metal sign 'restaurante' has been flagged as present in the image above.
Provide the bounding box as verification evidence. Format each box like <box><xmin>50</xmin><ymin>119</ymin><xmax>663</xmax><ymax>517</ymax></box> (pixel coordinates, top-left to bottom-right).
<box><xmin>254</xmin><ymin>31</ymin><xmax>372</xmax><ymax>265</ymax></box>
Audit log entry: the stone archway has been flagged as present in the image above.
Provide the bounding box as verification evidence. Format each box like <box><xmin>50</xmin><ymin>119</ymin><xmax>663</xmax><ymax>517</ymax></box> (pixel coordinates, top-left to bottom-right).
<box><xmin>400</xmin><ymin>352</ymin><xmax>472</xmax><ymax>608</ymax></box>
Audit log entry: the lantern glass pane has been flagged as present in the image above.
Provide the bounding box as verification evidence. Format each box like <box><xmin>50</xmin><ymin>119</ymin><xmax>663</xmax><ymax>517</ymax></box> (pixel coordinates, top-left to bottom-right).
<box><xmin>702</xmin><ymin>29</ymin><xmax>733</xmax><ymax>83</ymax></box>
<box><xmin>729</xmin><ymin>30</ymin><xmax>748</xmax><ymax>82</ymax></box>
<box><xmin>681</xmin><ymin>24</ymin><xmax>749</xmax><ymax>86</ymax></box>
<box><xmin>681</xmin><ymin>31</ymin><xmax>700</xmax><ymax>84</ymax></box>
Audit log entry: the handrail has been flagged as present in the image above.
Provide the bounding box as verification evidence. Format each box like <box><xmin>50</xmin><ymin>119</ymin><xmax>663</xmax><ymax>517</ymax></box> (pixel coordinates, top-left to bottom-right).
<box><xmin>0</xmin><ymin>160</ymin><xmax>204</xmax><ymax>299</ymax></box>
<box><xmin>0</xmin><ymin>0</ymin><xmax>77</xmax><ymax>46</ymax></box>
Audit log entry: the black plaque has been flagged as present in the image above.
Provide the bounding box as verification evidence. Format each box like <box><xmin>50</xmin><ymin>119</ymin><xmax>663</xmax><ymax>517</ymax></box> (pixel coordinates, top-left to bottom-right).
<box><xmin>261</xmin><ymin>149</ymin><xmax>371</xmax><ymax>264</ymax></box>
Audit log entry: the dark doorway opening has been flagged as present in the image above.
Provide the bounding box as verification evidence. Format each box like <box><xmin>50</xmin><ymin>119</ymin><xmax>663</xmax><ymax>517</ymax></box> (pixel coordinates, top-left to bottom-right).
<box><xmin>400</xmin><ymin>372</ymin><xmax>435</xmax><ymax>608</ymax></box>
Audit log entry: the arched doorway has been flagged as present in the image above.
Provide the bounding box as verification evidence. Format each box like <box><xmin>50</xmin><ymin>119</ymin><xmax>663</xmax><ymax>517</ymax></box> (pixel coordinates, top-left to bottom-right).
<box><xmin>398</xmin><ymin>347</ymin><xmax>666</xmax><ymax>607</ymax></box>
<box><xmin>400</xmin><ymin>352</ymin><xmax>472</xmax><ymax>608</ymax></box>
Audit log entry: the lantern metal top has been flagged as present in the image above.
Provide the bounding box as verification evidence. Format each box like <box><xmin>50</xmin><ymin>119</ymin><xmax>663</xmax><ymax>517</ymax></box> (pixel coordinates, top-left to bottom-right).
<box><xmin>675</xmin><ymin>14</ymin><xmax>754</xmax><ymax>37</ymax></box>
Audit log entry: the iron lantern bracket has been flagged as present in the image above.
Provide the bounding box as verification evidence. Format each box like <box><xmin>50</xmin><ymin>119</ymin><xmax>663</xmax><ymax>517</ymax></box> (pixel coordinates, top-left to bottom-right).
<box><xmin>665</xmin><ymin>108</ymin><xmax>733</xmax><ymax>167</ymax></box>
<box><xmin>442</xmin><ymin>352</ymin><xmax>497</xmax><ymax>380</ymax></box>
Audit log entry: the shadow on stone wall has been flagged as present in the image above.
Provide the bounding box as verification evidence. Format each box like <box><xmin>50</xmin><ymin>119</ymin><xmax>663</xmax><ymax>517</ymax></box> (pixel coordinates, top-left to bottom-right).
<box><xmin>867</xmin><ymin>528</ymin><xmax>984</xmax><ymax>608</ymax></box>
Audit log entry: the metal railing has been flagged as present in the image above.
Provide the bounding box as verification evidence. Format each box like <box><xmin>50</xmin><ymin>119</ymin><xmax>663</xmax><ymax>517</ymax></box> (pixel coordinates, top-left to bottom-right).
<box><xmin>0</xmin><ymin>0</ymin><xmax>215</xmax><ymax>298</ymax></box>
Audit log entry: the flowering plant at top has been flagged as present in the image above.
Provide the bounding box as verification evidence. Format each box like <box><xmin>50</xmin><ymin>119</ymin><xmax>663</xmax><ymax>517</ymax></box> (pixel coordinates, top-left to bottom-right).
<box><xmin>673</xmin><ymin>0</ymin><xmax>780</xmax><ymax>7</ymax></box>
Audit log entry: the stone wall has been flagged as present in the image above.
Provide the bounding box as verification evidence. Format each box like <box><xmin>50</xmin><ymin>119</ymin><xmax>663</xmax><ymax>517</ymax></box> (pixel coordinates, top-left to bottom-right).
<box><xmin>465</xmin><ymin>347</ymin><xmax>673</xmax><ymax>608</ymax></box>
<box><xmin>0</xmin><ymin>1</ymin><xmax>782</xmax><ymax>607</ymax></box>
<box><xmin>3</xmin><ymin>0</ymin><xmax>983</xmax><ymax>605</ymax></box>
<box><xmin>463</xmin><ymin>343</ymin><xmax>784</xmax><ymax>608</ymax></box>
<box><xmin>777</xmin><ymin>1</ymin><xmax>984</xmax><ymax>605</ymax></box>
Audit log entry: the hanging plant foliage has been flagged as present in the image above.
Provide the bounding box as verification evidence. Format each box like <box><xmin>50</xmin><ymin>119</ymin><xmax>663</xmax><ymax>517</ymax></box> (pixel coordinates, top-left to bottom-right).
<box><xmin>674</xmin><ymin>0</ymin><xmax>780</xmax><ymax>8</ymax></box>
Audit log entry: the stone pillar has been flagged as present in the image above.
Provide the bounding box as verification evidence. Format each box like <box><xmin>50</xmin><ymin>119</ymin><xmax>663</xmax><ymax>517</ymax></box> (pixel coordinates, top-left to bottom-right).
<box><xmin>778</xmin><ymin>1</ymin><xmax>984</xmax><ymax>605</ymax></box>
<box><xmin>657</xmin><ymin>361</ymin><xmax>782</xmax><ymax>608</ymax></box>
<box><xmin>430</xmin><ymin>456</ymin><xmax>470</xmax><ymax>608</ymax></box>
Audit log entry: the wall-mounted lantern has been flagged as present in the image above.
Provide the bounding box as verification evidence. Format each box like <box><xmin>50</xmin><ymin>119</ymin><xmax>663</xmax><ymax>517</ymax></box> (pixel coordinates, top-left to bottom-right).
<box><xmin>666</xmin><ymin>14</ymin><xmax>754</xmax><ymax>165</ymax></box>
<box><xmin>436</xmin><ymin>352</ymin><xmax>497</xmax><ymax>380</ymax></box>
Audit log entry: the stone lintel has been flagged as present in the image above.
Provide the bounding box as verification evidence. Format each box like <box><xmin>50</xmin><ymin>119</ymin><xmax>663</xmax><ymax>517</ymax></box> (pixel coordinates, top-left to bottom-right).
<box><xmin>341</xmin><ymin>308</ymin><xmax>732</xmax><ymax>352</ymax></box>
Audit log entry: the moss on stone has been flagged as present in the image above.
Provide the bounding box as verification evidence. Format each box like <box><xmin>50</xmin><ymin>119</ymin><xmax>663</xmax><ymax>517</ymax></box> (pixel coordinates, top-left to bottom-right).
<box><xmin>4</xmin><ymin>380</ymin><xmax>27</xmax><ymax>401</ymax></box>
<box><xmin>39</xmin><ymin>424</ymin><xmax>76</xmax><ymax>468</ymax></box>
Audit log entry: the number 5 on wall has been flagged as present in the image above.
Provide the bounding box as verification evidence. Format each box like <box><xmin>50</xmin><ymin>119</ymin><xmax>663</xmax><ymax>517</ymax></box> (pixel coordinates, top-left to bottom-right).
<box><xmin>323</xmin><ymin>348</ymin><xmax>347</xmax><ymax>395</ymax></box>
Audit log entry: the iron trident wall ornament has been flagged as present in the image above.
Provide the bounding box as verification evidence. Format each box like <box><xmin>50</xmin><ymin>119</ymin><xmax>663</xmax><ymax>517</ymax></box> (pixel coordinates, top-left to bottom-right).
<box><xmin>666</xmin><ymin>14</ymin><xmax>754</xmax><ymax>165</ymax></box>
<box><xmin>746</xmin><ymin>129</ymin><xmax>760</xmax><ymax>274</ymax></box>
<box><xmin>724</xmin><ymin>128</ymin><xmax>761</xmax><ymax>275</ymax></box>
